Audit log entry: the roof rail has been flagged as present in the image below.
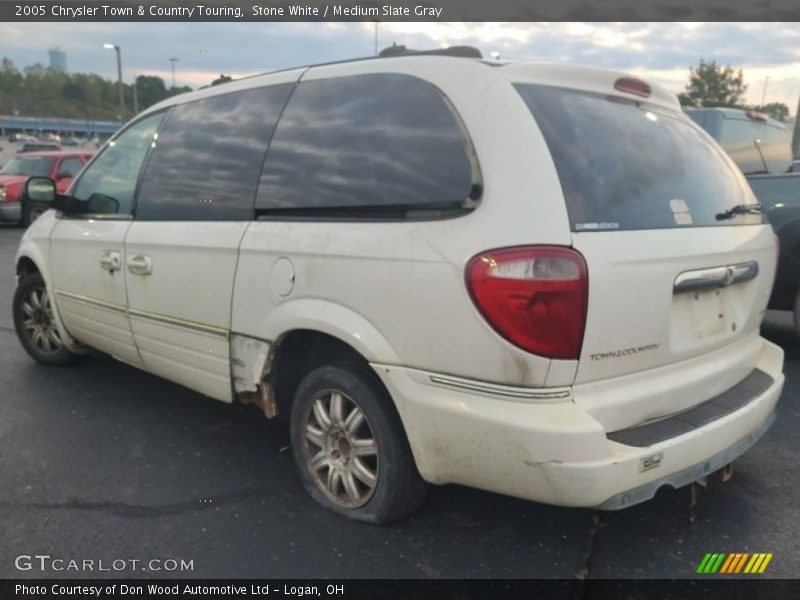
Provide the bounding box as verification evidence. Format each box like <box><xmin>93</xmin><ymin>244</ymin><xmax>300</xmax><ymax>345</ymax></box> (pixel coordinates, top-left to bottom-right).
<box><xmin>378</xmin><ymin>44</ymin><xmax>483</xmax><ymax>59</ymax></box>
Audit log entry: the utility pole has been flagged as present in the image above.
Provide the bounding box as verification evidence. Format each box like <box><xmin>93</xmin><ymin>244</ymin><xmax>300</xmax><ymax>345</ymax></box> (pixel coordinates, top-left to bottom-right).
<box><xmin>132</xmin><ymin>75</ymin><xmax>138</xmax><ymax>115</ymax></box>
<box><xmin>761</xmin><ymin>76</ymin><xmax>770</xmax><ymax>106</ymax></box>
<box><xmin>169</xmin><ymin>57</ymin><xmax>179</xmax><ymax>89</ymax></box>
<box><xmin>373</xmin><ymin>21</ymin><xmax>379</xmax><ymax>55</ymax></box>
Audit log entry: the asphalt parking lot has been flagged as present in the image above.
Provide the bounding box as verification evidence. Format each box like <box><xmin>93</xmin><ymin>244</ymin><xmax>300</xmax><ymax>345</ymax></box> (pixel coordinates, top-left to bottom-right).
<box><xmin>0</xmin><ymin>223</ymin><xmax>798</xmax><ymax>580</ymax></box>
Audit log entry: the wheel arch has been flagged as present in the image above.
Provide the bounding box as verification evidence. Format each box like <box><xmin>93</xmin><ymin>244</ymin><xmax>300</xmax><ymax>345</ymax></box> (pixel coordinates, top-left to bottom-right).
<box><xmin>16</xmin><ymin>255</ymin><xmax>41</xmax><ymax>281</ymax></box>
<box><xmin>267</xmin><ymin>328</ymin><xmax>399</xmax><ymax>424</ymax></box>
<box><xmin>14</xmin><ymin>250</ymin><xmax>83</xmax><ymax>354</ymax></box>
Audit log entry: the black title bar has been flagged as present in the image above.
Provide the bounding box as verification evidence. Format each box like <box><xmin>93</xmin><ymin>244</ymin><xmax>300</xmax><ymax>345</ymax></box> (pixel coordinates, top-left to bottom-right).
<box><xmin>5</xmin><ymin>0</ymin><xmax>800</xmax><ymax>21</ymax></box>
<box><xmin>3</xmin><ymin>579</ymin><xmax>800</xmax><ymax>600</ymax></box>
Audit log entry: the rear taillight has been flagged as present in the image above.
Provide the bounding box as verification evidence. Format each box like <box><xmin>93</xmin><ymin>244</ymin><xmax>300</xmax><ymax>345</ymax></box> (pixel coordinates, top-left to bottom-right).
<box><xmin>466</xmin><ymin>246</ymin><xmax>588</xmax><ymax>360</ymax></box>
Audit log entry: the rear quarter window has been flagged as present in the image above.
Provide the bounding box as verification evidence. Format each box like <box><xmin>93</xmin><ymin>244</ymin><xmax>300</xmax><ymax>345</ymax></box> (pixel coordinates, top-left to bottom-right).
<box><xmin>515</xmin><ymin>85</ymin><xmax>761</xmax><ymax>231</ymax></box>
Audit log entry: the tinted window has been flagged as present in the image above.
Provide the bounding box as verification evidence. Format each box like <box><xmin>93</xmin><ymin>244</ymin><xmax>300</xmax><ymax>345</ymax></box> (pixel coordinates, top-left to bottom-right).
<box><xmin>72</xmin><ymin>112</ymin><xmax>163</xmax><ymax>215</ymax></box>
<box><xmin>136</xmin><ymin>85</ymin><xmax>292</xmax><ymax>220</ymax></box>
<box><xmin>515</xmin><ymin>85</ymin><xmax>760</xmax><ymax>231</ymax></box>
<box><xmin>256</xmin><ymin>73</ymin><xmax>477</xmax><ymax>216</ymax></box>
<box><xmin>58</xmin><ymin>157</ymin><xmax>83</xmax><ymax>178</ymax></box>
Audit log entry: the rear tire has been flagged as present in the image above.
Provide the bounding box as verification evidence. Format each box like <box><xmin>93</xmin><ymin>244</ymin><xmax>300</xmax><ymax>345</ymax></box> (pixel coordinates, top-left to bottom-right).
<box><xmin>290</xmin><ymin>363</ymin><xmax>428</xmax><ymax>524</ymax></box>
<box><xmin>13</xmin><ymin>273</ymin><xmax>78</xmax><ymax>365</ymax></box>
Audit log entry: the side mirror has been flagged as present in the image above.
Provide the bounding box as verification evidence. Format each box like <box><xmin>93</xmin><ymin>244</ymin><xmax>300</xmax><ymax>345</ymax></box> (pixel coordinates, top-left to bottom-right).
<box><xmin>86</xmin><ymin>193</ymin><xmax>120</xmax><ymax>214</ymax></box>
<box><xmin>25</xmin><ymin>177</ymin><xmax>56</xmax><ymax>202</ymax></box>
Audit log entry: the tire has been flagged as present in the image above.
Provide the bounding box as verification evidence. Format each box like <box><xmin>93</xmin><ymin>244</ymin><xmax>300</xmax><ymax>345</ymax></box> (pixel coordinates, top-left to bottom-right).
<box><xmin>13</xmin><ymin>273</ymin><xmax>78</xmax><ymax>365</ymax></box>
<box><xmin>290</xmin><ymin>363</ymin><xmax>428</xmax><ymax>524</ymax></box>
<box><xmin>21</xmin><ymin>202</ymin><xmax>47</xmax><ymax>228</ymax></box>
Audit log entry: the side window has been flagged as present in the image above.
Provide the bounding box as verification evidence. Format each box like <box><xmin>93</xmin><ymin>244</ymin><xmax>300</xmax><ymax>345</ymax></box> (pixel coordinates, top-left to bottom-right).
<box><xmin>135</xmin><ymin>84</ymin><xmax>293</xmax><ymax>221</ymax></box>
<box><xmin>58</xmin><ymin>157</ymin><xmax>83</xmax><ymax>178</ymax></box>
<box><xmin>72</xmin><ymin>112</ymin><xmax>163</xmax><ymax>215</ymax></box>
<box><xmin>255</xmin><ymin>73</ymin><xmax>477</xmax><ymax>216</ymax></box>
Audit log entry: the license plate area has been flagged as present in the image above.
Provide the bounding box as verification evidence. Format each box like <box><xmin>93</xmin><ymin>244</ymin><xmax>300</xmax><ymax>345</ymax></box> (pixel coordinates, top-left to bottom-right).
<box><xmin>670</xmin><ymin>287</ymin><xmax>735</xmax><ymax>352</ymax></box>
<box><xmin>688</xmin><ymin>288</ymin><xmax>728</xmax><ymax>338</ymax></box>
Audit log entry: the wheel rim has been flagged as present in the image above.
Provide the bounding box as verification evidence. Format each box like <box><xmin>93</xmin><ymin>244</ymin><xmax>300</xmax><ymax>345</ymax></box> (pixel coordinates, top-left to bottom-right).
<box><xmin>301</xmin><ymin>389</ymin><xmax>379</xmax><ymax>509</ymax></box>
<box><xmin>20</xmin><ymin>286</ymin><xmax>63</xmax><ymax>355</ymax></box>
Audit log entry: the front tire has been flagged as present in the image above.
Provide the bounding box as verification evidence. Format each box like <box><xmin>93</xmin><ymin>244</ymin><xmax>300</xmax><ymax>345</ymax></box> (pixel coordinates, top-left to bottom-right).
<box><xmin>21</xmin><ymin>202</ymin><xmax>47</xmax><ymax>227</ymax></box>
<box><xmin>290</xmin><ymin>363</ymin><xmax>428</xmax><ymax>524</ymax></box>
<box><xmin>13</xmin><ymin>273</ymin><xmax>77</xmax><ymax>365</ymax></box>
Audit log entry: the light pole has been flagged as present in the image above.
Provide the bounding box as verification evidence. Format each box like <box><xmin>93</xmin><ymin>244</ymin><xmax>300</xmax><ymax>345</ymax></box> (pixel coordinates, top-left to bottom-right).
<box><xmin>104</xmin><ymin>43</ymin><xmax>125</xmax><ymax>121</ymax></box>
<box><xmin>762</xmin><ymin>76</ymin><xmax>770</xmax><ymax>106</ymax></box>
<box><xmin>132</xmin><ymin>74</ymin><xmax>138</xmax><ymax>115</ymax></box>
<box><xmin>792</xmin><ymin>90</ymin><xmax>800</xmax><ymax>158</ymax></box>
<box><xmin>169</xmin><ymin>57</ymin><xmax>179</xmax><ymax>89</ymax></box>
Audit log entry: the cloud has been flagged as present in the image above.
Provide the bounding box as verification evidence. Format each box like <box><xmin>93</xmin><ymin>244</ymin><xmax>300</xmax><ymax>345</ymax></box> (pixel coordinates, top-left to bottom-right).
<box><xmin>0</xmin><ymin>22</ymin><xmax>798</xmax><ymax>110</ymax></box>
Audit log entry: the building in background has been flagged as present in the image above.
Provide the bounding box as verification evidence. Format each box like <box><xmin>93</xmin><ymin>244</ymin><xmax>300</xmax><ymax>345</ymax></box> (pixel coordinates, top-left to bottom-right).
<box><xmin>48</xmin><ymin>47</ymin><xmax>67</xmax><ymax>72</ymax></box>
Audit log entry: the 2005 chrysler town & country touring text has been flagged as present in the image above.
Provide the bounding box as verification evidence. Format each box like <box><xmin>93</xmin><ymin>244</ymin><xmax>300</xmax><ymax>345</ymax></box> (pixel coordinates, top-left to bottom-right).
<box><xmin>12</xmin><ymin>48</ymin><xmax>785</xmax><ymax>523</ymax></box>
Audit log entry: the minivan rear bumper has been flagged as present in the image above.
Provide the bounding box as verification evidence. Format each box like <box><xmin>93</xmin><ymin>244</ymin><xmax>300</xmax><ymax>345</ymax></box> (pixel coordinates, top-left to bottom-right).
<box><xmin>373</xmin><ymin>337</ymin><xmax>783</xmax><ymax>508</ymax></box>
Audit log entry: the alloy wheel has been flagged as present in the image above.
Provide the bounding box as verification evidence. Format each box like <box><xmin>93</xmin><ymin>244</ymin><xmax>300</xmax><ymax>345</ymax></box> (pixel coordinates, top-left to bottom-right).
<box><xmin>20</xmin><ymin>287</ymin><xmax>63</xmax><ymax>355</ymax></box>
<box><xmin>301</xmin><ymin>389</ymin><xmax>379</xmax><ymax>509</ymax></box>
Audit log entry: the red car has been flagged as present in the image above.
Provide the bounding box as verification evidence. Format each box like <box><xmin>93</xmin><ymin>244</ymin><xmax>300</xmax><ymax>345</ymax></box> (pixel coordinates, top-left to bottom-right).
<box><xmin>0</xmin><ymin>150</ymin><xmax>93</xmax><ymax>226</ymax></box>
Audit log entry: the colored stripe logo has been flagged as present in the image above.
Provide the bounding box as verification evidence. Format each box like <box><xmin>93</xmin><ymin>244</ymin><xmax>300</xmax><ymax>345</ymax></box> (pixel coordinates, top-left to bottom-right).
<box><xmin>696</xmin><ymin>553</ymin><xmax>773</xmax><ymax>574</ymax></box>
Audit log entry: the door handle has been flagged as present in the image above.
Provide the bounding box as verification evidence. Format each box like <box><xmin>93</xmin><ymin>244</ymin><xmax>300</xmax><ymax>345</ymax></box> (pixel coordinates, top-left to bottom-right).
<box><xmin>99</xmin><ymin>250</ymin><xmax>121</xmax><ymax>272</ymax></box>
<box><xmin>127</xmin><ymin>254</ymin><xmax>153</xmax><ymax>276</ymax></box>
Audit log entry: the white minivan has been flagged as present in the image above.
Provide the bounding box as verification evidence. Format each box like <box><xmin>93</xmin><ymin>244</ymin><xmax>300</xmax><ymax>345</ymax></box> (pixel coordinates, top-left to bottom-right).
<box><xmin>14</xmin><ymin>48</ymin><xmax>784</xmax><ymax>523</ymax></box>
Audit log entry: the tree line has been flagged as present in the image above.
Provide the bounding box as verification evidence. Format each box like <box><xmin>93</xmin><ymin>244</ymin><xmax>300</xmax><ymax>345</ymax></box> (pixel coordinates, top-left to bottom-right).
<box><xmin>678</xmin><ymin>59</ymin><xmax>792</xmax><ymax>122</ymax></box>
<box><xmin>0</xmin><ymin>56</ymin><xmax>793</xmax><ymax>125</ymax></box>
<box><xmin>0</xmin><ymin>57</ymin><xmax>192</xmax><ymax>122</ymax></box>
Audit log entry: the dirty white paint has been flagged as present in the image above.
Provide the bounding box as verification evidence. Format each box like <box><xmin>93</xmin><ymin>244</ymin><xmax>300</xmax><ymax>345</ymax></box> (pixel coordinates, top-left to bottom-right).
<box><xmin>230</xmin><ymin>334</ymin><xmax>272</xmax><ymax>394</ymax></box>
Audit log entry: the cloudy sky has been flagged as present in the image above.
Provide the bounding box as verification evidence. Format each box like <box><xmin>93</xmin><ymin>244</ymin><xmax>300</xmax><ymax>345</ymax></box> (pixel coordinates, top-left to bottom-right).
<box><xmin>1</xmin><ymin>22</ymin><xmax>798</xmax><ymax>111</ymax></box>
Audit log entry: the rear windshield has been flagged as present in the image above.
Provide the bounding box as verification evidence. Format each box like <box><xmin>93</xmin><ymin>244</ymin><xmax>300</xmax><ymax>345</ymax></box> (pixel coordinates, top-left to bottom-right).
<box><xmin>515</xmin><ymin>84</ymin><xmax>762</xmax><ymax>231</ymax></box>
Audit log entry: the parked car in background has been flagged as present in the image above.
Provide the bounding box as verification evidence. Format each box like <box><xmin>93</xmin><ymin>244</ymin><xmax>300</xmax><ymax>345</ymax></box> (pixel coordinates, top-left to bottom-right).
<box><xmin>12</xmin><ymin>53</ymin><xmax>784</xmax><ymax>523</ymax></box>
<box><xmin>19</xmin><ymin>142</ymin><xmax>62</xmax><ymax>154</ymax></box>
<box><xmin>746</xmin><ymin>173</ymin><xmax>800</xmax><ymax>333</ymax></box>
<box><xmin>686</xmin><ymin>108</ymin><xmax>792</xmax><ymax>174</ymax></box>
<box><xmin>687</xmin><ymin>107</ymin><xmax>800</xmax><ymax>333</ymax></box>
<box><xmin>9</xmin><ymin>133</ymin><xmax>39</xmax><ymax>143</ymax></box>
<box><xmin>0</xmin><ymin>150</ymin><xmax>92</xmax><ymax>225</ymax></box>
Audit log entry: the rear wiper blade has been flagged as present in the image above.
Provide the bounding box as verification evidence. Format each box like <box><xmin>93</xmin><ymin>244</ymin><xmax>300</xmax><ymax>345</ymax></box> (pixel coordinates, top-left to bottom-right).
<box><xmin>715</xmin><ymin>203</ymin><xmax>766</xmax><ymax>221</ymax></box>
